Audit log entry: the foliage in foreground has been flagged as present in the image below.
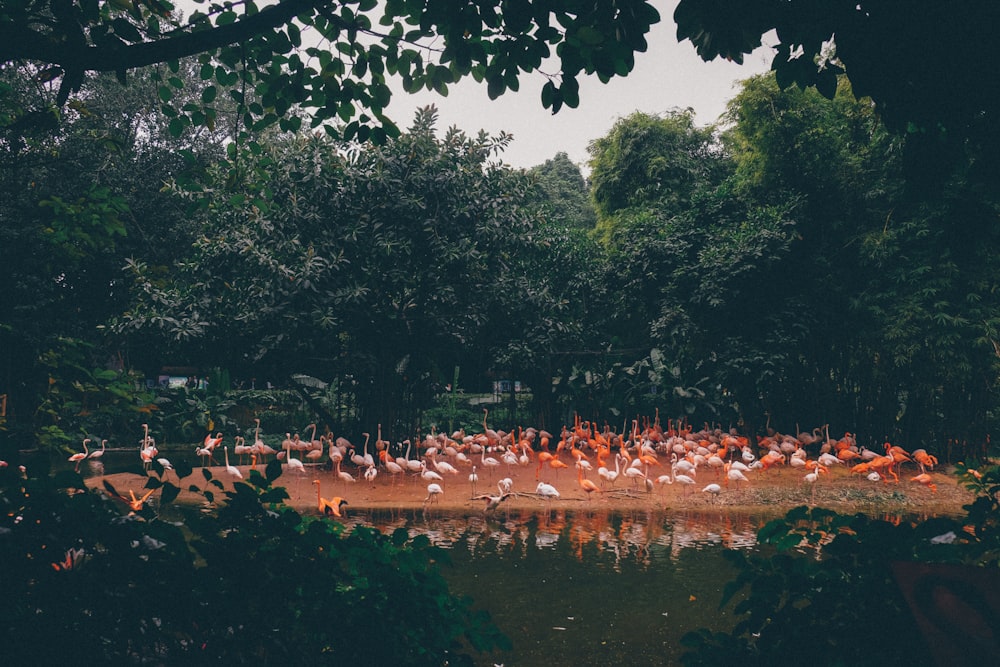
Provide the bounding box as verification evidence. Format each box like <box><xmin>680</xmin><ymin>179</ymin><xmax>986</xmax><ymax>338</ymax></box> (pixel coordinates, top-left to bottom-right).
<box><xmin>0</xmin><ymin>461</ymin><xmax>509</xmax><ymax>665</ymax></box>
<box><xmin>680</xmin><ymin>460</ymin><xmax>1000</xmax><ymax>666</ymax></box>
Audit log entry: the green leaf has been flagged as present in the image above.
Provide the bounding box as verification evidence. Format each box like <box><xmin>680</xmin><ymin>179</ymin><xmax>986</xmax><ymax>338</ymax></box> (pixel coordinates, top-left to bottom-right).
<box><xmin>160</xmin><ymin>482</ymin><xmax>180</xmax><ymax>504</ymax></box>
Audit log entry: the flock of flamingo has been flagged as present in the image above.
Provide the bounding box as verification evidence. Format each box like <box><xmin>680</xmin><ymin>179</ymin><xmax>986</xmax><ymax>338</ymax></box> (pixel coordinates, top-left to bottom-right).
<box><xmin>68</xmin><ymin>411</ymin><xmax>945</xmax><ymax>513</ymax></box>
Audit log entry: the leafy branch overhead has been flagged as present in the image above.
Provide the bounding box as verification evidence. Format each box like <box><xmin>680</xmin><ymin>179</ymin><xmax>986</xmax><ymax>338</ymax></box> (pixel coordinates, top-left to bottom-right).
<box><xmin>674</xmin><ymin>0</ymin><xmax>1000</xmax><ymax>148</ymax></box>
<box><xmin>2</xmin><ymin>0</ymin><xmax>661</xmax><ymax>139</ymax></box>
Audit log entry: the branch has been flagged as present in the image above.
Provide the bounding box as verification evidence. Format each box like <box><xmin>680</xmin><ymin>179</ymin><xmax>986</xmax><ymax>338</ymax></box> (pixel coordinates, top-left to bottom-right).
<box><xmin>2</xmin><ymin>0</ymin><xmax>323</xmax><ymax>72</ymax></box>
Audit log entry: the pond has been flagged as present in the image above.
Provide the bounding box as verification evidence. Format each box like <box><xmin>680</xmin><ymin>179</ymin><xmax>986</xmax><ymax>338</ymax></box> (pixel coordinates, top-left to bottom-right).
<box><xmin>46</xmin><ymin>448</ymin><xmax>933</xmax><ymax>666</ymax></box>
<box><xmin>358</xmin><ymin>507</ymin><xmax>761</xmax><ymax>666</ymax></box>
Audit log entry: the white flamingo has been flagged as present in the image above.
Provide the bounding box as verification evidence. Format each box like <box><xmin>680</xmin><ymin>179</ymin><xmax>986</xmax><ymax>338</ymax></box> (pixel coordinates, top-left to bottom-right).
<box><xmin>535</xmin><ymin>481</ymin><xmax>560</xmax><ymax>502</ymax></box>
<box><xmin>424</xmin><ymin>483</ymin><xmax>443</xmax><ymax>506</ymax></box>
<box><xmin>420</xmin><ymin>460</ymin><xmax>443</xmax><ymax>484</ymax></box>
<box><xmin>285</xmin><ymin>437</ymin><xmax>305</xmax><ymax>474</ymax></box>
<box><xmin>469</xmin><ymin>465</ymin><xmax>479</xmax><ymax>497</ymax></box>
<box><xmin>336</xmin><ymin>459</ymin><xmax>357</xmax><ymax>485</ymax></box>
<box><xmin>364</xmin><ymin>463</ymin><xmax>378</xmax><ymax>487</ymax></box>
<box><xmin>224</xmin><ymin>446</ymin><xmax>243</xmax><ymax>480</ymax></box>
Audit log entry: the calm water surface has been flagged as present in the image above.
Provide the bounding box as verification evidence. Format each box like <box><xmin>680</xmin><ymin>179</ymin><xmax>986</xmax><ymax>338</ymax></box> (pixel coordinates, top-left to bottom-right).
<box><xmin>335</xmin><ymin>507</ymin><xmax>761</xmax><ymax>666</ymax></box>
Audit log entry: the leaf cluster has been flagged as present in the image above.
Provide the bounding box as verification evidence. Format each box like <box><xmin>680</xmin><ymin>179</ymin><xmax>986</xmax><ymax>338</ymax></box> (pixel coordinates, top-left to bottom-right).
<box><xmin>681</xmin><ymin>467</ymin><xmax>1000</xmax><ymax>666</ymax></box>
<box><xmin>3</xmin><ymin>0</ymin><xmax>663</xmax><ymax>140</ymax></box>
<box><xmin>0</xmin><ymin>458</ymin><xmax>508</xmax><ymax>664</ymax></box>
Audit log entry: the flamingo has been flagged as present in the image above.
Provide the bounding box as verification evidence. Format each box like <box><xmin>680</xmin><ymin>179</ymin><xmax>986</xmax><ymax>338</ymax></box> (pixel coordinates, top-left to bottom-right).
<box><xmin>87</xmin><ymin>439</ymin><xmax>107</xmax><ymax>462</ymax></box>
<box><xmin>232</xmin><ymin>435</ymin><xmax>250</xmax><ymax>464</ymax></box>
<box><xmin>469</xmin><ymin>465</ymin><xmax>479</xmax><ymax>497</ymax></box>
<box><xmin>336</xmin><ymin>459</ymin><xmax>357</xmax><ymax>486</ymax></box>
<box><xmin>420</xmin><ymin>460</ymin><xmax>443</xmax><ymax>484</ymax></box>
<box><xmin>380</xmin><ymin>450</ymin><xmax>404</xmax><ymax>487</ymax></box>
<box><xmin>599</xmin><ymin>452</ymin><xmax>622</xmax><ymax>488</ymax></box>
<box><xmin>424</xmin><ymin>483</ymin><xmax>443</xmax><ymax>506</ymax></box>
<box><xmin>68</xmin><ymin>438</ymin><xmax>90</xmax><ymax>472</ymax></box>
<box><xmin>547</xmin><ymin>457</ymin><xmax>569</xmax><ymax>478</ymax></box>
<box><xmin>474</xmin><ymin>491</ymin><xmax>512</xmax><ymax>513</ymax></box>
<box><xmin>535</xmin><ymin>481</ymin><xmax>560</xmax><ymax>500</ymax></box>
<box><xmin>139</xmin><ymin>423</ymin><xmax>156</xmax><ymax>471</ymax></box>
<box><xmin>196</xmin><ymin>443</ymin><xmax>216</xmax><ymax>466</ymax></box>
<box><xmin>623</xmin><ymin>464</ymin><xmax>646</xmax><ymax>489</ymax></box>
<box><xmin>803</xmin><ymin>464</ymin><xmax>827</xmax><ymax>502</ymax></box>
<box><xmin>501</xmin><ymin>448</ymin><xmax>519</xmax><ymax>471</ymax></box>
<box><xmin>702</xmin><ymin>483</ymin><xmax>722</xmax><ymax>500</ymax></box>
<box><xmin>429</xmin><ymin>453</ymin><xmax>459</xmax><ymax>476</ymax></box>
<box><xmin>911</xmin><ymin>472</ymin><xmax>938</xmax><ymax>493</ymax></box>
<box><xmin>912</xmin><ymin>449</ymin><xmax>939</xmax><ymax>473</ymax></box>
<box><xmin>313</xmin><ymin>479</ymin><xmax>348</xmax><ymax>517</ymax></box>
<box><xmin>577</xmin><ymin>463</ymin><xmax>601</xmax><ymax>500</ymax></box>
<box><xmin>364</xmin><ymin>463</ymin><xmax>378</xmax><ymax>487</ymax></box>
<box><xmin>351</xmin><ymin>433</ymin><xmax>369</xmax><ymax>471</ymax></box>
<box><xmin>361</xmin><ymin>432</ymin><xmax>375</xmax><ymax>469</ymax></box>
<box><xmin>284</xmin><ymin>437</ymin><xmax>305</xmax><ymax>474</ymax></box>
<box><xmin>403</xmin><ymin>439</ymin><xmax>423</xmax><ymax>475</ymax></box>
<box><xmin>726</xmin><ymin>464</ymin><xmax>751</xmax><ymax>488</ymax></box>
<box><xmin>480</xmin><ymin>446</ymin><xmax>501</xmax><ymax>478</ymax></box>
<box><xmin>305</xmin><ymin>445</ymin><xmax>325</xmax><ymax>464</ymax></box>
<box><xmin>223</xmin><ymin>446</ymin><xmax>243</xmax><ymax>480</ymax></box>
<box><xmin>672</xmin><ymin>471</ymin><xmax>697</xmax><ymax>493</ymax></box>
<box><xmin>304</xmin><ymin>422</ymin><xmax>321</xmax><ymax>452</ymax></box>
<box><xmin>204</xmin><ymin>431</ymin><xmax>224</xmax><ymax>459</ymax></box>
<box><xmin>535</xmin><ymin>482</ymin><xmax>559</xmax><ymax>505</ymax></box>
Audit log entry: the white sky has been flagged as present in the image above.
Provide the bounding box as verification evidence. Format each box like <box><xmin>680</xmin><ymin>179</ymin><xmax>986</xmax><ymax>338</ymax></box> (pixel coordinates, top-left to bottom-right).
<box><xmin>382</xmin><ymin>3</ymin><xmax>776</xmax><ymax>171</ymax></box>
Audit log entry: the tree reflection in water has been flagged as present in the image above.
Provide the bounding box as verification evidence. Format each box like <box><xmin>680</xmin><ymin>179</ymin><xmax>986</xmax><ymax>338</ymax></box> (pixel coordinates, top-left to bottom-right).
<box><xmin>333</xmin><ymin>508</ymin><xmax>769</xmax><ymax>666</ymax></box>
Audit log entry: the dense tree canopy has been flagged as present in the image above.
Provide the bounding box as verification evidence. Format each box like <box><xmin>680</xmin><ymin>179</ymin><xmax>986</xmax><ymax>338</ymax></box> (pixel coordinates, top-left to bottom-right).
<box><xmin>114</xmin><ymin>106</ymin><xmax>582</xmax><ymax>437</ymax></box>
<box><xmin>526</xmin><ymin>151</ymin><xmax>596</xmax><ymax>230</ymax></box>
<box><xmin>4</xmin><ymin>3</ymin><xmax>1000</xmax><ymax>455</ymax></box>
<box><xmin>0</xmin><ymin>59</ymin><xmax>228</xmax><ymax>449</ymax></box>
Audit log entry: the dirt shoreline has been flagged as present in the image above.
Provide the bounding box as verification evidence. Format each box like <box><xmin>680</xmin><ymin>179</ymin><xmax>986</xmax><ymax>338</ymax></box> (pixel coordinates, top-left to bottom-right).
<box><xmin>87</xmin><ymin>459</ymin><xmax>975</xmax><ymax>518</ymax></box>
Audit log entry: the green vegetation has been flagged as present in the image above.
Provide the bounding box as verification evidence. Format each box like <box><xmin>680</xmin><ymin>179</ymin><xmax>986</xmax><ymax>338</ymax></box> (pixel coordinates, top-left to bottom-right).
<box><xmin>5</xmin><ymin>65</ymin><xmax>1000</xmax><ymax>456</ymax></box>
<box><xmin>0</xmin><ymin>460</ymin><xmax>509</xmax><ymax>664</ymax></box>
<box><xmin>4</xmin><ymin>3</ymin><xmax>1000</xmax><ymax>663</ymax></box>
<box><xmin>680</xmin><ymin>460</ymin><xmax>1000</xmax><ymax>665</ymax></box>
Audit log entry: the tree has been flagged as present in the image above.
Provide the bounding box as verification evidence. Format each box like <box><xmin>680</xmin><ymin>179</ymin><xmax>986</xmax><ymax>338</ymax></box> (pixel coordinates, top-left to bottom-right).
<box><xmin>0</xmin><ymin>60</ymin><xmax>229</xmax><ymax>453</ymax></box>
<box><xmin>587</xmin><ymin>109</ymin><xmax>726</xmax><ymax>240</ymax></box>
<box><xmin>674</xmin><ymin>0</ymin><xmax>1000</xmax><ymax>186</ymax></box>
<box><xmin>526</xmin><ymin>151</ymin><xmax>596</xmax><ymax>230</ymax></box>
<box><xmin>2</xmin><ymin>0</ymin><xmax>662</xmax><ymax>140</ymax></box>
<box><xmin>114</xmin><ymin>107</ymin><xmax>581</xmax><ymax>439</ymax></box>
<box><xmin>721</xmin><ymin>73</ymin><xmax>1000</xmax><ymax>449</ymax></box>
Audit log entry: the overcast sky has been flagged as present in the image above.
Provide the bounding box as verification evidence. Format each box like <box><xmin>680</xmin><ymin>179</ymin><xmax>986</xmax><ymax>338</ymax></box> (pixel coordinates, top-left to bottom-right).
<box><xmin>382</xmin><ymin>3</ymin><xmax>776</xmax><ymax>171</ymax></box>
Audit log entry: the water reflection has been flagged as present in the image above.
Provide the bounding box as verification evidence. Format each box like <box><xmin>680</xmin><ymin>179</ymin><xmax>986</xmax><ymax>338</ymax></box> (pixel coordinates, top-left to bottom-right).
<box><xmin>334</xmin><ymin>506</ymin><xmax>768</xmax><ymax>565</ymax></box>
<box><xmin>360</xmin><ymin>508</ymin><xmax>755</xmax><ymax>666</ymax></box>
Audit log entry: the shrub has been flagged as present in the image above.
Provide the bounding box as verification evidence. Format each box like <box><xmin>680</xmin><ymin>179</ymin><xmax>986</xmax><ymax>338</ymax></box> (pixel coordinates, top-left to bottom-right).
<box><xmin>0</xmin><ymin>461</ymin><xmax>509</xmax><ymax>664</ymax></box>
<box><xmin>680</xmin><ymin>460</ymin><xmax>1000</xmax><ymax>666</ymax></box>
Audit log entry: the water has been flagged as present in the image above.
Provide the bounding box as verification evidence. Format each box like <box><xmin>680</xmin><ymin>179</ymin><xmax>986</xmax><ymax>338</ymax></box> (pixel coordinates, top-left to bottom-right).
<box><xmin>326</xmin><ymin>507</ymin><xmax>762</xmax><ymax>666</ymax></box>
